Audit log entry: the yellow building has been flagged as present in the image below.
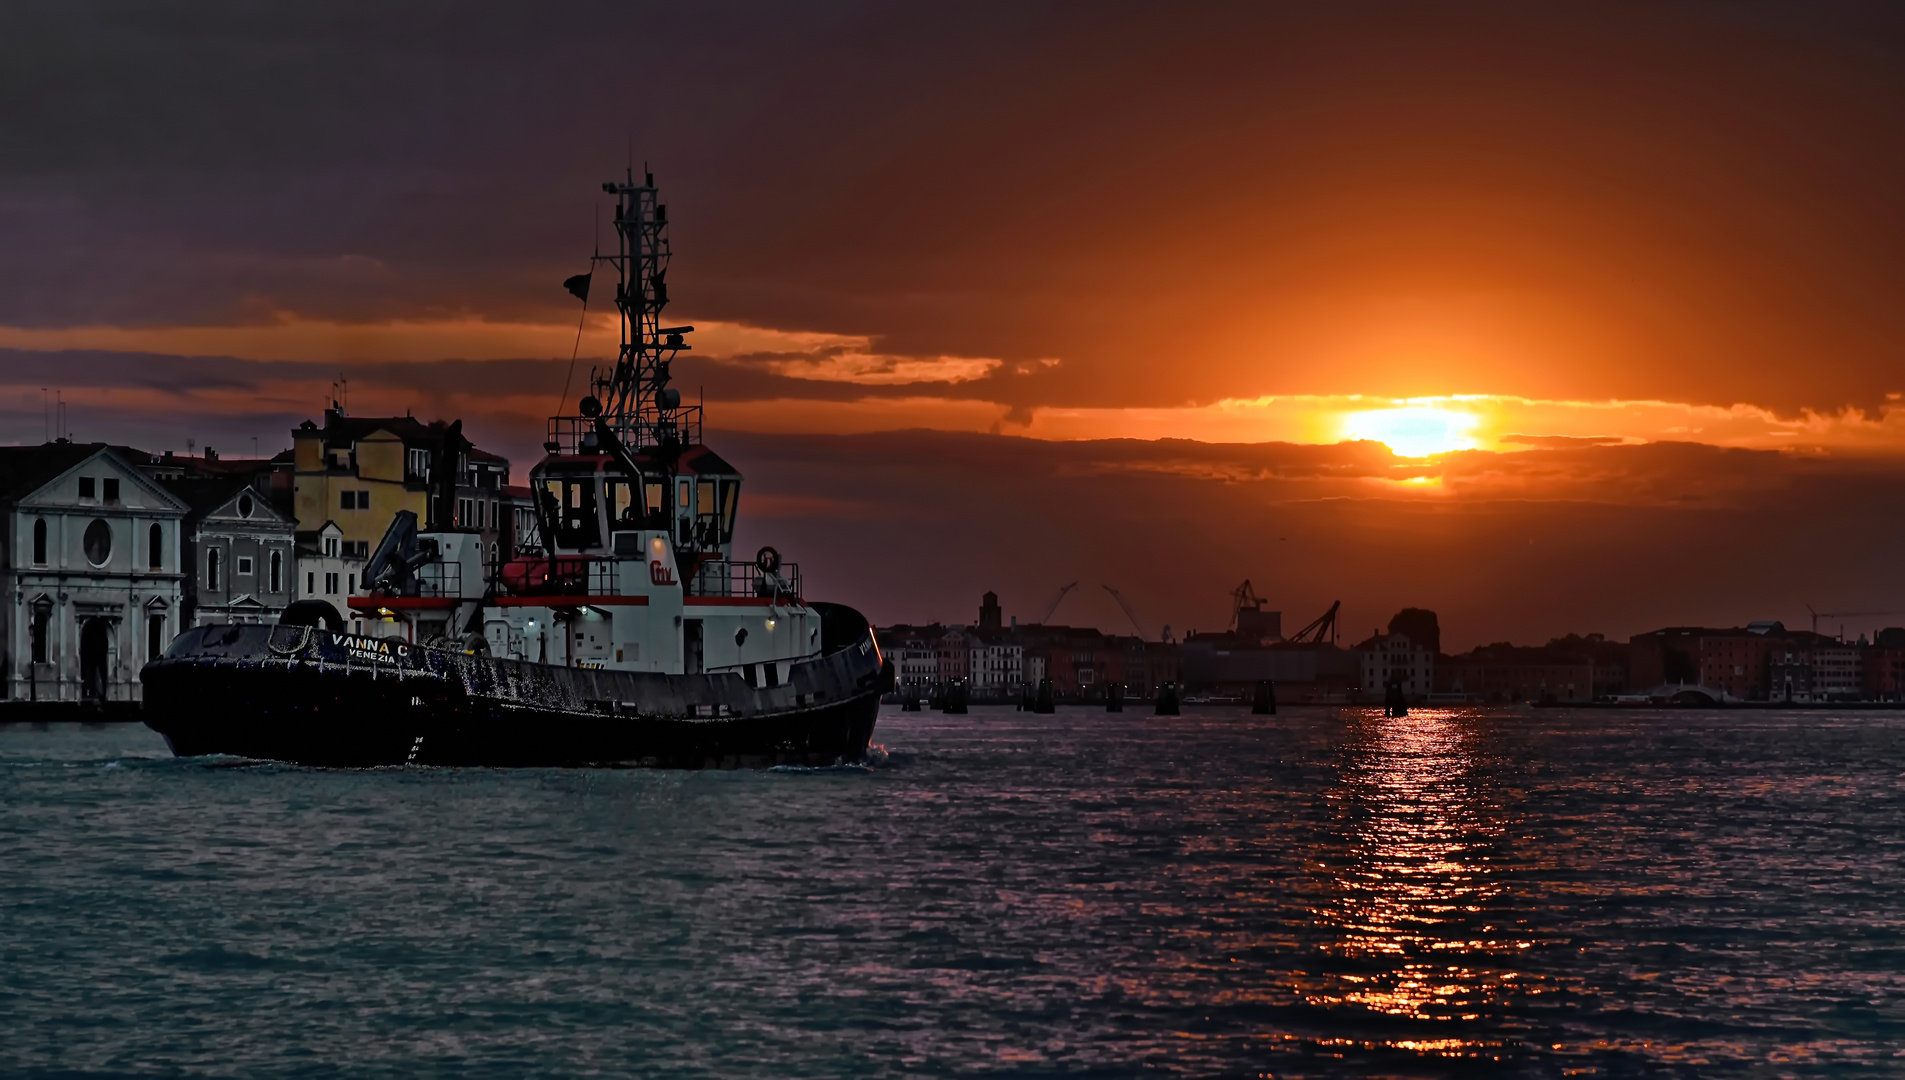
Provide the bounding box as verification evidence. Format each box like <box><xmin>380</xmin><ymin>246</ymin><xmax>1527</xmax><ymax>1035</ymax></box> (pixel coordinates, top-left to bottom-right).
<box><xmin>291</xmin><ymin>409</ymin><xmax>472</xmax><ymax>558</ymax></box>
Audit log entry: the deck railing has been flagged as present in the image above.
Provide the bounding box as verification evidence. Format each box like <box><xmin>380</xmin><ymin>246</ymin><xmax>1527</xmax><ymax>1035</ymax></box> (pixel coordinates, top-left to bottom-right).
<box><xmin>689</xmin><ymin>559</ymin><xmax>801</xmax><ymax>600</ymax></box>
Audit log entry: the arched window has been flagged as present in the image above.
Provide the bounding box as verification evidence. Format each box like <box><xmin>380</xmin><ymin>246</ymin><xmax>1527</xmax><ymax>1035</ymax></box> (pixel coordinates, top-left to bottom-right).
<box><xmin>32</xmin><ymin>518</ymin><xmax>46</xmax><ymax>564</ymax></box>
<box><xmin>269</xmin><ymin>551</ymin><xmax>282</xmax><ymax>593</ymax></box>
<box><xmin>148</xmin><ymin>523</ymin><xmax>163</xmax><ymax>570</ymax></box>
<box><xmin>30</xmin><ymin>599</ymin><xmax>51</xmax><ymax>663</ymax></box>
<box><xmin>207</xmin><ymin>548</ymin><xmax>221</xmax><ymax>592</ymax></box>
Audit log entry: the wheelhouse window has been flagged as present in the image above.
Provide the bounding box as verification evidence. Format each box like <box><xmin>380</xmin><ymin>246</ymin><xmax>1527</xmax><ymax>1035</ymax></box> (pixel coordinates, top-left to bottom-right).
<box><xmin>606</xmin><ymin>478</ymin><xmax>638</xmax><ymax>527</ymax></box>
<box><xmin>719</xmin><ymin>479</ymin><xmax>741</xmax><ymax>543</ymax></box>
<box><xmin>694</xmin><ymin>479</ymin><xmax>720</xmax><ymax>546</ymax></box>
<box><xmin>543</xmin><ymin>477</ymin><xmax>601</xmax><ymax>550</ymax></box>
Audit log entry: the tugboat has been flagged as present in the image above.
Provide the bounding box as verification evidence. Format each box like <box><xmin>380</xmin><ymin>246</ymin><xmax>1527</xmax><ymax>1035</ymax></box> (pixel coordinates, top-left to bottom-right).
<box><xmin>141</xmin><ymin>170</ymin><xmax>892</xmax><ymax>767</ymax></box>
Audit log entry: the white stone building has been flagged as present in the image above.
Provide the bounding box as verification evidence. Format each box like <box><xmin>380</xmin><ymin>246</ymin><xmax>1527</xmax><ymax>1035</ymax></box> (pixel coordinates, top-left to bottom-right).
<box><xmin>297</xmin><ymin>521</ymin><xmax>369</xmax><ymax>633</ymax></box>
<box><xmin>970</xmin><ymin>640</ymin><xmax>1024</xmax><ymax>692</ymax></box>
<box><xmin>1361</xmin><ymin>632</ymin><xmax>1435</xmax><ymax>702</ymax></box>
<box><xmin>2</xmin><ymin>444</ymin><xmax>187</xmax><ymax>703</ymax></box>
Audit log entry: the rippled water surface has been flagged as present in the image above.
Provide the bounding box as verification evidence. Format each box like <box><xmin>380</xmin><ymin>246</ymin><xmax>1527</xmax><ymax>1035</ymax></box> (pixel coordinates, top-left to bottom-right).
<box><xmin>2</xmin><ymin>707</ymin><xmax>1901</xmax><ymax>1077</ymax></box>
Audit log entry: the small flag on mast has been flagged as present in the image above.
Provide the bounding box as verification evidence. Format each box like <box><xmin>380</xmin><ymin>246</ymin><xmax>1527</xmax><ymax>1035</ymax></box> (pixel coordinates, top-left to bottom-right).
<box><xmin>563</xmin><ymin>272</ymin><xmax>592</xmax><ymax>302</ymax></box>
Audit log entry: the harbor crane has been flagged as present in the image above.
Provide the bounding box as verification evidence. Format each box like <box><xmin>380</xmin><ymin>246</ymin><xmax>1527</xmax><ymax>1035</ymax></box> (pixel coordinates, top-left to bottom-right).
<box><xmin>1806</xmin><ymin>605</ymin><xmax>1905</xmax><ymax>639</ymax></box>
<box><xmin>1101</xmin><ymin>584</ymin><xmax>1151</xmax><ymax>640</ymax></box>
<box><xmin>1228</xmin><ymin>580</ymin><xmax>1265</xmax><ymax>632</ymax></box>
<box><xmin>1039</xmin><ymin>581</ymin><xmax>1078</xmax><ymax>624</ymax></box>
<box><xmin>1285</xmin><ymin>600</ymin><xmax>1342</xmax><ymax>646</ymax></box>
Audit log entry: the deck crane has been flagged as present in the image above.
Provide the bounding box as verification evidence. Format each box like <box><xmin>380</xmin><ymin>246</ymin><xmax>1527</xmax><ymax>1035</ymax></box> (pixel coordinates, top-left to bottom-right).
<box><xmin>1101</xmin><ymin>584</ymin><xmax>1151</xmax><ymax>640</ymax></box>
<box><xmin>1039</xmin><ymin>581</ymin><xmax>1078</xmax><ymax>624</ymax></box>
<box><xmin>1285</xmin><ymin>600</ymin><xmax>1342</xmax><ymax>646</ymax></box>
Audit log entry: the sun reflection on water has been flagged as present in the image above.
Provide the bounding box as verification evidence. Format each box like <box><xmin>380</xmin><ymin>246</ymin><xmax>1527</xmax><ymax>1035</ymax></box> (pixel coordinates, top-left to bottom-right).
<box><xmin>1310</xmin><ymin>708</ymin><xmax>1530</xmax><ymax>1052</ymax></box>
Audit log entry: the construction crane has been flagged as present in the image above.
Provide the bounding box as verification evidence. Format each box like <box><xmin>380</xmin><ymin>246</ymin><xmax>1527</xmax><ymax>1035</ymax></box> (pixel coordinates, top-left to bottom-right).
<box><xmin>1285</xmin><ymin>600</ymin><xmax>1341</xmax><ymax>646</ymax></box>
<box><xmin>1101</xmin><ymin>584</ymin><xmax>1151</xmax><ymax>640</ymax></box>
<box><xmin>1806</xmin><ymin>605</ymin><xmax>1905</xmax><ymax>638</ymax></box>
<box><xmin>1229</xmin><ymin>579</ymin><xmax>1265</xmax><ymax>632</ymax></box>
<box><xmin>1038</xmin><ymin>581</ymin><xmax>1078</xmax><ymax>624</ymax></box>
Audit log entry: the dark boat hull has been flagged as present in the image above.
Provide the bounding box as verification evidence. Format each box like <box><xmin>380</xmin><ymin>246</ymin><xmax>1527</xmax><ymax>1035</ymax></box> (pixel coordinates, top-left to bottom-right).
<box><xmin>141</xmin><ymin>622</ymin><xmax>887</xmax><ymax>769</ymax></box>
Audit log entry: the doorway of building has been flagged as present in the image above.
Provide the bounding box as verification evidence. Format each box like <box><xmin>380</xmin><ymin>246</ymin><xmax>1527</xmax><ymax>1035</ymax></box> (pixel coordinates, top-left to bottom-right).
<box><xmin>80</xmin><ymin>618</ymin><xmax>111</xmax><ymax>702</ymax></box>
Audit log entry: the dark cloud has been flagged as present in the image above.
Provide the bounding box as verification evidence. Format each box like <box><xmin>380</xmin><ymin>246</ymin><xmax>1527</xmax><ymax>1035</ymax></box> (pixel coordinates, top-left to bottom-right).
<box><xmin>6</xmin><ymin>3</ymin><xmax>1905</xmax><ymax>412</ymax></box>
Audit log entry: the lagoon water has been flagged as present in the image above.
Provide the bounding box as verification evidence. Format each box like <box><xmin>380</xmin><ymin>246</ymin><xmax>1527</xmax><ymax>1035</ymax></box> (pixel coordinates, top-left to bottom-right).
<box><xmin>1</xmin><ymin>707</ymin><xmax>1900</xmax><ymax>1077</ymax></box>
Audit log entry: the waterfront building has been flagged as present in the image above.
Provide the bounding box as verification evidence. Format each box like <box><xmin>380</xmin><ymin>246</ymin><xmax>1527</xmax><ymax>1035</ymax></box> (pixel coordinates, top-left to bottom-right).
<box><xmin>290</xmin><ymin>406</ymin><xmax>475</xmax><ymax>562</ymax></box>
<box><xmin>1</xmin><ymin>443</ymin><xmax>187</xmax><ymax>703</ymax></box>
<box><xmin>936</xmin><ymin>626</ymin><xmax>972</xmax><ymax>682</ymax></box>
<box><xmin>1810</xmin><ymin>641</ymin><xmax>1864</xmax><ymax>699</ymax></box>
<box><xmin>1359</xmin><ymin>631</ymin><xmax>1434</xmax><ymax>701</ymax></box>
<box><xmin>165</xmin><ymin>475</ymin><xmax>298</xmax><ymax>627</ymax></box>
<box><xmin>969</xmin><ymin>637</ymin><xmax>1023</xmax><ymax>693</ymax></box>
<box><xmin>874</xmin><ymin>625</ymin><xmax>942</xmax><ymax>695</ymax></box>
<box><xmin>454</xmin><ymin>447</ymin><xmax>514</xmax><ymax>578</ymax></box>
<box><xmin>1438</xmin><ymin>644</ymin><xmax>1593</xmax><ymax>703</ymax></box>
<box><xmin>296</xmin><ymin>521</ymin><xmax>368</xmax><ymax>633</ymax></box>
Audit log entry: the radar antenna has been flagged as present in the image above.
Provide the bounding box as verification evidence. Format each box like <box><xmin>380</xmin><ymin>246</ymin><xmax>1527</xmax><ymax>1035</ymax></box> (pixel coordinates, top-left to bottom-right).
<box><xmin>555</xmin><ymin>168</ymin><xmax>699</xmax><ymax>455</ymax></box>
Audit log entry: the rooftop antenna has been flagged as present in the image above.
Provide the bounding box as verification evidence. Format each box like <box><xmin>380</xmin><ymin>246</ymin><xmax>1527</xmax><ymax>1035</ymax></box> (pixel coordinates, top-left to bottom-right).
<box><xmin>40</xmin><ymin>388</ymin><xmax>48</xmax><ymax>444</ymax></box>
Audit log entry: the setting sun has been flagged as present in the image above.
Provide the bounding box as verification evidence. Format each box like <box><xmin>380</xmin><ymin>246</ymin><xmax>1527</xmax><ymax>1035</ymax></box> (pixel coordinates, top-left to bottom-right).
<box><xmin>1342</xmin><ymin>406</ymin><xmax>1479</xmax><ymax>457</ymax></box>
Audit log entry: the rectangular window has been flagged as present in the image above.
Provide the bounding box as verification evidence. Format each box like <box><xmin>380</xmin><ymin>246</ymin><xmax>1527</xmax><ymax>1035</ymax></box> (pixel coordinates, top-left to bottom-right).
<box><xmin>148</xmin><ymin>614</ymin><xmax>164</xmax><ymax>659</ymax></box>
<box><xmin>237</xmin><ymin>556</ymin><xmax>254</xmax><ymax>575</ymax></box>
<box><xmin>341</xmin><ymin>490</ymin><xmax>356</xmax><ymax>510</ymax></box>
<box><xmin>357</xmin><ymin>489</ymin><xmax>370</xmax><ymax>509</ymax></box>
<box><xmin>103</xmin><ymin>478</ymin><xmax>120</xmax><ymax>503</ymax></box>
<box><xmin>347</xmin><ymin>573</ymin><xmax>355</xmax><ymax>593</ymax></box>
<box><xmin>78</xmin><ymin>476</ymin><xmax>95</xmax><ymax>500</ymax></box>
<box><xmin>325</xmin><ymin>572</ymin><xmax>338</xmax><ymax>594</ymax></box>
<box><xmin>307</xmin><ymin>571</ymin><xmax>315</xmax><ymax>594</ymax></box>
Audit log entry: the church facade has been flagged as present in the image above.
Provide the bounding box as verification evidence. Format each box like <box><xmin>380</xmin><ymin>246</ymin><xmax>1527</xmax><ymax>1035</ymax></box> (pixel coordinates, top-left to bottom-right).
<box><xmin>2</xmin><ymin>444</ymin><xmax>188</xmax><ymax>703</ymax></box>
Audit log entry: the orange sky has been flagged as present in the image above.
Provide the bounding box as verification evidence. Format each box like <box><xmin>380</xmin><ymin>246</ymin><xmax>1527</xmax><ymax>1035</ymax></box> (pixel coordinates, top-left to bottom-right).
<box><xmin>6</xmin><ymin>3</ymin><xmax>1905</xmax><ymax>639</ymax></box>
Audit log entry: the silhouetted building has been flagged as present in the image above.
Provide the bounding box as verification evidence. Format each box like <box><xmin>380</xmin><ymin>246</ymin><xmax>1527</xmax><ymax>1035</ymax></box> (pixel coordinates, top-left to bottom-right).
<box><xmin>1387</xmin><ymin>608</ymin><xmax>1440</xmax><ymax>655</ymax></box>
<box><xmin>1439</xmin><ymin>644</ymin><xmax>1593</xmax><ymax>703</ymax></box>
<box><xmin>979</xmin><ymin>590</ymin><xmax>1002</xmax><ymax>633</ymax></box>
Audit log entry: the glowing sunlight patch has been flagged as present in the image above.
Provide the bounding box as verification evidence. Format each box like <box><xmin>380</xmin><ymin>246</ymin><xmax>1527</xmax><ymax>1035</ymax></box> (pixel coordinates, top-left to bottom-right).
<box><xmin>1342</xmin><ymin>407</ymin><xmax>1478</xmax><ymax>457</ymax></box>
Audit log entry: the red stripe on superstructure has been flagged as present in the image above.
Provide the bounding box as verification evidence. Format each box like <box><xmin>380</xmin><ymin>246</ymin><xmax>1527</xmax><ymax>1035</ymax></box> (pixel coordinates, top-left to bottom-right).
<box><xmin>491</xmin><ymin>595</ymin><xmax>651</xmax><ymax>607</ymax></box>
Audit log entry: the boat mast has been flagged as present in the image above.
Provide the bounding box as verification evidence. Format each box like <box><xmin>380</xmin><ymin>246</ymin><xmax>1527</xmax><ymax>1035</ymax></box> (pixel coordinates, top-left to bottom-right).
<box><xmin>582</xmin><ymin>169</ymin><xmax>697</xmax><ymax>453</ymax></box>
